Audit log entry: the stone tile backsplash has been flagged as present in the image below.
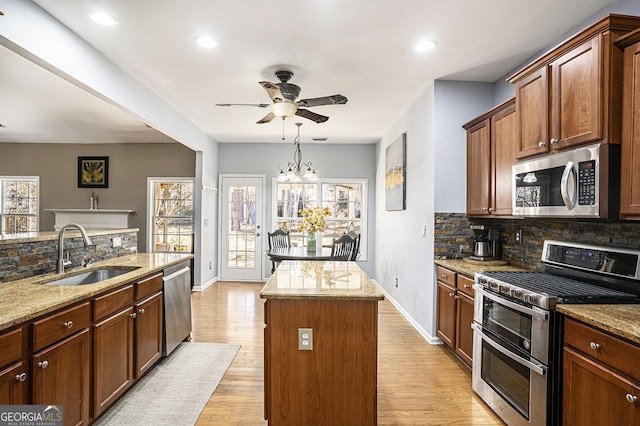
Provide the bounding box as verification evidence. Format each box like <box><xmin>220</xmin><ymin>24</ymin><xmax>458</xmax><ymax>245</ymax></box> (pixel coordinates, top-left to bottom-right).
<box><xmin>434</xmin><ymin>213</ymin><xmax>640</xmax><ymax>271</ymax></box>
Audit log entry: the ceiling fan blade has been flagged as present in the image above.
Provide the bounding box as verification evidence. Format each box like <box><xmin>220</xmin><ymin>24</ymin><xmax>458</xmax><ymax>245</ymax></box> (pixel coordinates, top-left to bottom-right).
<box><xmin>259</xmin><ymin>81</ymin><xmax>284</xmax><ymax>103</ymax></box>
<box><xmin>295</xmin><ymin>108</ymin><xmax>329</xmax><ymax>123</ymax></box>
<box><xmin>257</xmin><ymin>112</ymin><xmax>276</xmax><ymax>124</ymax></box>
<box><xmin>297</xmin><ymin>94</ymin><xmax>348</xmax><ymax>108</ymax></box>
<box><xmin>215</xmin><ymin>103</ymin><xmax>269</xmax><ymax>107</ymax></box>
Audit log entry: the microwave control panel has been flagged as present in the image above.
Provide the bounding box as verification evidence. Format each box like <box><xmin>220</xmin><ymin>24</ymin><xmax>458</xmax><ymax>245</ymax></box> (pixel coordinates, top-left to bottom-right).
<box><xmin>578</xmin><ymin>160</ymin><xmax>596</xmax><ymax>205</ymax></box>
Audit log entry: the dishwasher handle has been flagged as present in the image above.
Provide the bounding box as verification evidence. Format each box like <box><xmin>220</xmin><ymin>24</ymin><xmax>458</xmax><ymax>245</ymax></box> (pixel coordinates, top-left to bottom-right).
<box><xmin>163</xmin><ymin>266</ymin><xmax>190</xmax><ymax>282</ymax></box>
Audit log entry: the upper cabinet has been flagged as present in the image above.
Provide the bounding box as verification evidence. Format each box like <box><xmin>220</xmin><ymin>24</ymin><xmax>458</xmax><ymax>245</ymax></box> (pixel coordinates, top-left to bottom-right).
<box><xmin>508</xmin><ymin>14</ymin><xmax>640</xmax><ymax>159</ymax></box>
<box><xmin>464</xmin><ymin>98</ymin><xmax>516</xmax><ymax>217</ymax></box>
<box><xmin>617</xmin><ymin>28</ymin><xmax>640</xmax><ymax>219</ymax></box>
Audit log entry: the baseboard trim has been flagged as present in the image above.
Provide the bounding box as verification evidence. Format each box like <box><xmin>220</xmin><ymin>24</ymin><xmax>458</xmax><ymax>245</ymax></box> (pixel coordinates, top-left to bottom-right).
<box><xmin>371</xmin><ymin>279</ymin><xmax>443</xmax><ymax>345</ymax></box>
<box><xmin>192</xmin><ymin>276</ymin><xmax>218</xmax><ymax>292</ymax></box>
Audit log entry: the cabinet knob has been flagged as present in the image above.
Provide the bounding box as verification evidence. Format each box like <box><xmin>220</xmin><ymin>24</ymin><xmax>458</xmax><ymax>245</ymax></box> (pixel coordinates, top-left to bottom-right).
<box><xmin>488</xmin><ymin>207</ymin><xmax>493</xmax><ymax>212</ymax></box>
<box><xmin>448</xmin><ymin>292</ymin><xmax>455</xmax><ymax>297</ymax></box>
<box><xmin>130</xmin><ymin>312</ymin><xmax>137</xmax><ymax>319</ymax></box>
<box><xmin>63</xmin><ymin>321</ymin><xmax>73</xmax><ymax>329</ymax></box>
<box><xmin>538</xmin><ymin>141</ymin><xmax>546</xmax><ymax>147</ymax></box>
<box><xmin>482</xmin><ymin>207</ymin><xmax>488</xmax><ymax>211</ymax></box>
<box><xmin>550</xmin><ymin>138</ymin><xmax>558</xmax><ymax>144</ymax></box>
<box><xmin>464</xmin><ymin>284</ymin><xmax>471</xmax><ymax>288</ymax></box>
<box><xmin>454</xmin><ymin>295</ymin><xmax>460</xmax><ymax>300</ymax></box>
<box><xmin>589</xmin><ymin>342</ymin><xmax>600</xmax><ymax>350</ymax></box>
<box><xmin>15</xmin><ymin>372</ymin><xmax>27</xmax><ymax>382</ymax></box>
<box><xmin>138</xmin><ymin>308</ymin><xmax>145</xmax><ymax>315</ymax></box>
<box><xmin>626</xmin><ymin>394</ymin><xmax>638</xmax><ymax>404</ymax></box>
<box><xmin>38</xmin><ymin>361</ymin><xmax>48</xmax><ymax>369</ymax></box>
<box><xmin>441</xmin><ymin>273</ymin><xmax>447</xmax><ymax>278</ymax></box>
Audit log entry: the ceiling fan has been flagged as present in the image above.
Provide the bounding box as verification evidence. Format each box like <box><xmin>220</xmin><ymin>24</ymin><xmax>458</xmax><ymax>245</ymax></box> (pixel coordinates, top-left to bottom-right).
<box><xmin>216</xmin><ymin>70</ymin><xmax>348</xmax><ymax>124</ymax></box>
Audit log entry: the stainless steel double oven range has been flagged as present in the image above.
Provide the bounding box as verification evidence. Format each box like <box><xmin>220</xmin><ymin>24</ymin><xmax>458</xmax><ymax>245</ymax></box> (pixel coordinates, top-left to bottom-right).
<box><xmin>472</xmin><ymin>240</ymin><xmax>640</xmax><ymax>425</ymax></box>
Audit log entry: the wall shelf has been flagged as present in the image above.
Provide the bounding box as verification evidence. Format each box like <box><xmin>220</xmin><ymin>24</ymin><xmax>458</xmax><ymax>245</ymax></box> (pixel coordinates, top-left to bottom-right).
<box><xmin>45</xmin><ymin>209</ymin><xmax>135</xmax><ymax>230</ymax></box>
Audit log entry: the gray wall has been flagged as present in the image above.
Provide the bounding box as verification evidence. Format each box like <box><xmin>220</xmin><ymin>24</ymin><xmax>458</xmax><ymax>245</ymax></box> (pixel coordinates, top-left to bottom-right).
<box><xmin>0</xmin><ymin>143</ymin><xmax>196</xmax><ymax>253</ymax></box>
<box><xmin>218</xmin><ymin>142</ymin><xmax>376</xmax><ymax>277</ymax></box>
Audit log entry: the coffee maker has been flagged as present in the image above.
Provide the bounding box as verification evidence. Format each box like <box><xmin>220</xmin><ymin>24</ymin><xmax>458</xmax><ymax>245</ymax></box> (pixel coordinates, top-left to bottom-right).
<box><xmin>469</xmin><ymin>225</ymin><xmax>500</xmax><ymax>261</ymax></box>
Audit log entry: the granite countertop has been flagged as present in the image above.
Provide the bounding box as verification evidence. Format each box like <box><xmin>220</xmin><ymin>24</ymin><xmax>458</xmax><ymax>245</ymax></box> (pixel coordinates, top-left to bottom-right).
<box><xmin>0</xmin><ymin>228</ymin><xmax>139</xmax><ymax>244</ymax></box>
<box><xmin>434</xmin><ymin>258</ymin><xmax>530</xmax><ymax>278</ymax></box>
<box><xmin>0</xmin><ymin>252</ymin><xmax>193</xmax><ymax>332</ymax></box>
<box><xmin>260</xmin><ymin>260</ymin><xmax>384</xmax><ymax>301</ymax></box>
<box><xmin>556</xmin><ymin>304</ymin><xmax>640</xmax><ymax>346</ymax></box>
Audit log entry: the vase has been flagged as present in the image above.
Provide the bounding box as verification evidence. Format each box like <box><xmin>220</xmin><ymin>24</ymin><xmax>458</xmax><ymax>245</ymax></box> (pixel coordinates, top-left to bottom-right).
<box><xmin>315</xmin><ymin>232</ymin><xmax>323</xmax><ymax>252</ymax></box>
<box><xmin>307</xmin><ymin>232</ymin><xmax>316</xmax><ymax>252</ymax></box>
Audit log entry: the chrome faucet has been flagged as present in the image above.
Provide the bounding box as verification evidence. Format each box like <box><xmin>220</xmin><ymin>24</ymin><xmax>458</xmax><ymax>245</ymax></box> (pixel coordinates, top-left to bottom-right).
<box><xmin>57</xmin><ymin>223</ymin><xmax>93</xmax><ymax>274</ymax></box>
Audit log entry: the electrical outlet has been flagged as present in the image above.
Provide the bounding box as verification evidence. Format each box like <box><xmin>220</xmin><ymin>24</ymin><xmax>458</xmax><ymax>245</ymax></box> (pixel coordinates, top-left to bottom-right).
<box><xmin>515</xmin><ymin>228</ymin><xmax>523</xmax><ymax>244</ymax></box>
<box><xmin>298</xmin><ymin>328</ymin><xmax>313</xmax><ymax>350</ymax></box>
<box><xmin>208</xmin><ymin>261</ymin><xmax>212</xmax><ymax>270</ymax></box>
<box><xmin>112</xmin><ymin>237</ymin><xmax>122</xmax><ymax>248</ymax></box>
<box><xmin>395</xmin><ymin>278</ymin><xmax>398</xmax><ymax>288</ymax></box>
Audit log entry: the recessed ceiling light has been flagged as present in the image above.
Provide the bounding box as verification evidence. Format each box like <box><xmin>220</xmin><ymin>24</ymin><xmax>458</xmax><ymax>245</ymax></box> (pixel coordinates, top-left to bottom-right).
<box><xmin>415</xmin><ymin>40</ymin><xmax>437</xmax><ymax>52</ymax></box>
<box><xmin>89</xmin><ymin>11</ymin><xmax>118</xmax><ymax>26</ymax></box>
<box><xmin>195</xmin><ymin>36</ymin><xmax>217</xmax><ymax>49</ymax></box>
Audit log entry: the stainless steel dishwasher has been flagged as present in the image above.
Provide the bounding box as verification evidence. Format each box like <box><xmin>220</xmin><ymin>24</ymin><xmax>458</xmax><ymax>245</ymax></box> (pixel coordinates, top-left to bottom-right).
<box><xmin>162</xmin><ymin>261</ymin><xmax>192</xmax><ymax>356</ymax></box>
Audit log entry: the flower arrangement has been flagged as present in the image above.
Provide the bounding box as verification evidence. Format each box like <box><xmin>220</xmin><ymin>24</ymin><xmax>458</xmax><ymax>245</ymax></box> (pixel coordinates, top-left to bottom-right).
<box><xmin>297</xmin><ymin>206</ymin><xmax>331</xmax><ymax>233</ymax></box>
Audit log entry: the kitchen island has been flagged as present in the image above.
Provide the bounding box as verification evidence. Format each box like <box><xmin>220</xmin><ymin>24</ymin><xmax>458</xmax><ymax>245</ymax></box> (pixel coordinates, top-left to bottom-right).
<box><xmin>261</xmin><ymin>260</ymin><xmax>384</xmax><ymax>426</ymax></box>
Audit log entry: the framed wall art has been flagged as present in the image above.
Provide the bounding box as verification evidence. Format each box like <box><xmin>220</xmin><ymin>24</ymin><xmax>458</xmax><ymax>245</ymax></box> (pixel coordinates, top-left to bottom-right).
<box><xmin>385</xmin><ymin>133</ymin><xmax>406</xmax><ymax>211</ymax></box>
<box><xmin>78</xmin><ymin>156</ymin><xmax>109</xmax><ymax>188</ymax></box>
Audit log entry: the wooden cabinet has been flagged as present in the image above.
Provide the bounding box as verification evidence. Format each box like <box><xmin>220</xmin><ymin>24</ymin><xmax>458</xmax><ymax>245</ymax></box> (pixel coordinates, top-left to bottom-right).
<box><xmin>617</xmin><ymin>29</ymin><xmax>640</xmax><ymax>219</ymax></box>
<box><xmin>32</xmin><ymin>328</ymin><xmax>91</xmax><ymax>426</ymax></box>
<box><xmin>464</xmin><ymin>98</ymin><xmax>516</xmax><ymax>216</ymax></box>
<box><xmin>435</xmin><ymin>266</ymin><xmax>475</xmax><ymax>366</ymax></box>
<box><xmin>134</xmin><ymin>292</ymin><xmax>163</xmax><ymax>378</ymax></box>
<box><xmin>0</xmin><ymin>326</ymin><xmax>28</xmax><ymax>405</ymax></box>
<box><xmin>263</xmin><ymin>297</ymin><xmax>379</xmax><ymax>425</ymax></box>
<box><xmin>508</xmin><ymin>14</ymin><xmax>640</xmax><ymax>159</ymax></box>
<box><xmin>563</xmin><ymin>318</ymin><xmax>640</xmax><ymax>425</ymax></box>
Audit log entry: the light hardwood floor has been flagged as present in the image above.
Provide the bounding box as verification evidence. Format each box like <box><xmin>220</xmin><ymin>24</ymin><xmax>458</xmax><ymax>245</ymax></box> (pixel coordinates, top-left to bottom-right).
<box><xmin>192</xmin><ymin>282</ymin><xmax>504</xmax><ymax>425</ymax></box>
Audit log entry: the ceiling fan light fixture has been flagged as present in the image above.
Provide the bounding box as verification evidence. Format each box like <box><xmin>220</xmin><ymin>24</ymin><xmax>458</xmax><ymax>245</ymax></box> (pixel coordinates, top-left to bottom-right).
<box><xmin>195</xmin><ymin>36</ymin><xmax>217</xmax><ymax>49</ymax></box>
<box><xmin>415</xmin><ymin>40</ymin><xmax>437</xmax><ymax>52</ymax></box>
<box><xmin>270</xmin><ymin>101</ymin><xmax>297</xmax><ymax>118</ymax></box>
<box><xmin>89</xmin><ymin>11</ymin><xmax>118</xmax><ymax>26</ymax></box>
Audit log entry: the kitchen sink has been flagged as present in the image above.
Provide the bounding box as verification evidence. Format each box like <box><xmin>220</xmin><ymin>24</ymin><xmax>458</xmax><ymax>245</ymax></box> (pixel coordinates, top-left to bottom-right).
<box><xmin>42</xmin><ymin>267</ymin><xmax>139</xmax><ymax>286</ymax></box>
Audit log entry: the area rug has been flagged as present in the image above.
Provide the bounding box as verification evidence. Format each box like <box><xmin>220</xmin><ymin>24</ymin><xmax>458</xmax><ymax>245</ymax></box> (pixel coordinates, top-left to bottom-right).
<box><xmin>93</xmin><ymin>342</ymin><xmax>240</xmax><ymax>426</ymax></box>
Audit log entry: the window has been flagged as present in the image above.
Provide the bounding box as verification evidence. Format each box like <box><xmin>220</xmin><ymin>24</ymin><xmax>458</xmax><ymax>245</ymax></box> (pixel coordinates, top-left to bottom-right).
<box><xmin>1</xmin><ymin>177</ymin><xmax>39</xmax><ymax>234</ymax></box>
<box><xmin>274</xmin><ymin>179</ymin><xmax>366</xmax><ymax>259</ymax></box>
<box><xmin>148</xmin><ymin>178</ymin><xmax>194</xmax><ymax>253</ymax></box>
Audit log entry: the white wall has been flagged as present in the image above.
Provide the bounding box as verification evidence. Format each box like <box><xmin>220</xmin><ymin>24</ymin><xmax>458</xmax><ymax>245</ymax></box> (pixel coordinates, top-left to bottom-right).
<box><xmin>218</xmin><ymin>142</ymin><xmax>376</xmax><ymax>277</ymax></box>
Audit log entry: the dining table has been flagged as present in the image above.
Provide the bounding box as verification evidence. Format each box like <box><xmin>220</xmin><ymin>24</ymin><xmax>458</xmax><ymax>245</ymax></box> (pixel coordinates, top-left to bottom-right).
<box><xmin>265</xmin><ymin>246</ymin><xmax>333</xmax><ymax>272</ymax></box>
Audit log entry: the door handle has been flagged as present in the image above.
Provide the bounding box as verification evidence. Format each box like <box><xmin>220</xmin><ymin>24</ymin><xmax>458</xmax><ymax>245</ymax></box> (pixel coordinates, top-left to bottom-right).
<box><xmin>256</xmin><ymin>232</ymin><xmax>261</xmax><ymax>237</ymax></box>
<box><xmin>560</xmin><ymin>161</ymin><xmax>576</xmax><ymax>210</ymax></box>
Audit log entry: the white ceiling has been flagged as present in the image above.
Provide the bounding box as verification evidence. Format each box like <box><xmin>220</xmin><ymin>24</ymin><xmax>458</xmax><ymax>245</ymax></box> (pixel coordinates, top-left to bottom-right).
<box><xmin>1</xmin><ymin>0</ymin><xmax>617</xmax><ymax>145</ymax></box>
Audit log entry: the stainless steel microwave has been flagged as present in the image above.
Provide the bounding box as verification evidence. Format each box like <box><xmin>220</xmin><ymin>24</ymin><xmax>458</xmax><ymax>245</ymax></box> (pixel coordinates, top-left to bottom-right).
<box><xmin>512</xmin><ymin>144</ymin><xmax>620</xmax><ymax>218</ymax></box>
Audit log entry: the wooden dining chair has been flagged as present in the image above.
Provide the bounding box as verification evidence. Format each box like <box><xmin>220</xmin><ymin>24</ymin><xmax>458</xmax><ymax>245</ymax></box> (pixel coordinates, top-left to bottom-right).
<box><xmin>330</xmin><ymin>233</ymin><xmax>357</xmax><ymax>261</ymax></box>
<box><xmin>268</xmin><ymin>230</ymin><xmax>290</xmax><ymax>273</ymax></box>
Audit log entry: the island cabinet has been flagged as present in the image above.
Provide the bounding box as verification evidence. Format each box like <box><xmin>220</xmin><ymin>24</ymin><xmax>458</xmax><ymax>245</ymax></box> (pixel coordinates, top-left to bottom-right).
<box><xmin>507</xmin><ymin>14</ymin><xmax>640</xmax><ymax>159</ymax></box>
<box><xmin>32</xmin><ymin>302</ymin><xmax>92</xmax><ymax>426</ymax></box>
<box><xmin>563</xmin><ymin>318</ymin><xmax>640</xmax><ymax>425</ymax></box>
<box><xmin>435</xmin><ymin>266</ymin><xmax>474</xmax><ymax>367</ymax></box>
<box><xmin>463</xmin><ymin>98</ymin><xmax>516</xmax><ymax>216</ymax></box>
<box><xmin>0</xmin><ymin>326</ymin><xmax>28</xmax><ymax>404</ymax></box>
<box><xmin>261</xmin><ymin>261</ymin><xmax>384</xmax><ymax>426</ymax></box>
<box><xmin>617</xmin><ymin>29</ymin><xmax>640</xmax><ymax>219</ymax></box>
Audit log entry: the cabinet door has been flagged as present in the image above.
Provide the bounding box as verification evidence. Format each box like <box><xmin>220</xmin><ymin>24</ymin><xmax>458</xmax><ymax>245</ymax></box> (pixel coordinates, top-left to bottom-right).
<box><xmin>563</xmin><ymin>347</ymin><xmax>640</xmax><ymax>426</ymax></box>
<box><xmin>620</xmin><ymin>39</ymin><xmax>640</xmax><ymax>218</ymax></box>
<box><xmin>436</xmin><ymin>281</ymin><xmax>456</xmax><ymax>349</ymax></box>
<box><xmin>551</xmin><ymin>36</ymin><xmax>602</xmax><ymax>150</ymax></box>
<box><xmin>516</xmin><ymin>66</ymin><xmax>550</xmax><ymax>158</ymax></box>
<box><xmin>32</xmin><ymin>329</ymin><xmax>90</xmax><ymax>426</ymax></box>
<box><xmin>135</xmin><ymin>292</ymin><xmax>163</xmax><ymax>378</ymax></box>
<box><xmin>93</xmin><ymin>307</ymin><xmax>134</xmax><ymax>417</ymax></box>
<box><xmin>455</xmin><ymin>292</ymin><xmax>474</xmax><ymax>367</ymax></box>
<box><xmin>491</xmin><ymin>103</ymin><xmax>517</xmax><ymax>215</ymax></box>
<box><xmin>466</xmin><ymin>119</ymin><xmax>491</xmax><ymax>215</ymax></box>
<box><xmin>0</xmin><ymin>362</ymin><xmax>26</xmax><ymax>405</ymax></box>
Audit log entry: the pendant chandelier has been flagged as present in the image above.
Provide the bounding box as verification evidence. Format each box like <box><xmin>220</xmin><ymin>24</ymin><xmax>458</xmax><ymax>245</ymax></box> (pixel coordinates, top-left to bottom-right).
<box><xmin>277</xmin><ymin>122</ymin><xmax>318</xmax><ymax>182</ymax></box>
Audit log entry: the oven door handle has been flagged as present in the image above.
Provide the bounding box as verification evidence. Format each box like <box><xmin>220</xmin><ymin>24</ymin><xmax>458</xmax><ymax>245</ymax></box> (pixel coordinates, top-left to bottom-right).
<box><xmin>472</xmin><ymin>323</ymin><xmax>547</xmax><ymax>376</ymax></box>
<box><xmin>474</xmin><ymin>285</ymin><xmax>548</xmax><ymax>320</ymax></box>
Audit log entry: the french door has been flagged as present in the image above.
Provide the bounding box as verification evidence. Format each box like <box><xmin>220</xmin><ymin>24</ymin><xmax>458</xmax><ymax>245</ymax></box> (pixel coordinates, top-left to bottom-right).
<box><xmin>220</xmin><ymin>176</ymin><xmax>264</xmax><ymax>281</ymax></box>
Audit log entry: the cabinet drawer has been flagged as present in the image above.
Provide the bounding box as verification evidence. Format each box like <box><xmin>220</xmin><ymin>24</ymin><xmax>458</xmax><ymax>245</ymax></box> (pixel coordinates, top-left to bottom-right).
<box><xmin>0</xmin><ymin>328</ymin><xmax>23</xmax><ymax>368</ymax></box>
<box><xmin>456</xmin><ymin>275</ymin><xmax>474</xmax><ymax>298</ymax></box>
<box><xmin>32</xmin><ymin>302</ymin><xmax>91</xmax><ymax>351</ymax></box>
<box><xmin>564</xmin><ymin>318</ymin><xmax>640</xmax><ymax>381</ymax></box>
<box><xmin>436</xmin><ymin>266</ymin><xmax>456</xmax><ymax>287</ymax></box>
<box><xmin>136</xmin><ymin>273</ymin><xmax>163</xmax><ymax>301</ymax></box>
<box><xmin>93</xmin><ymin>285</ymin><xmax>134</xmax><ymax>321</ymax></box>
